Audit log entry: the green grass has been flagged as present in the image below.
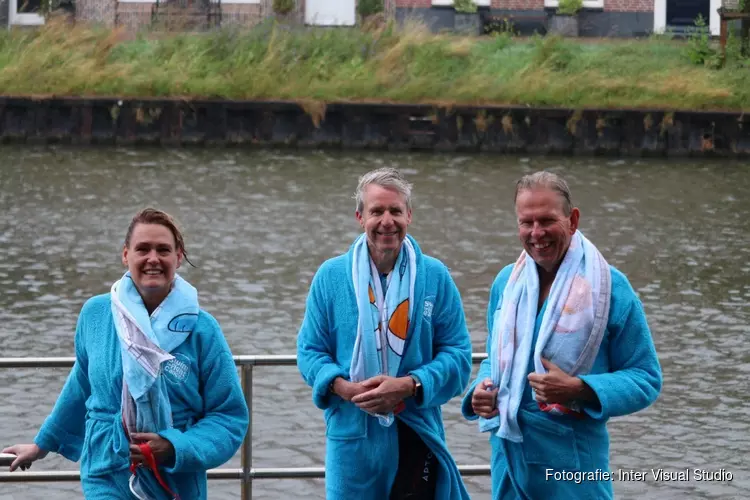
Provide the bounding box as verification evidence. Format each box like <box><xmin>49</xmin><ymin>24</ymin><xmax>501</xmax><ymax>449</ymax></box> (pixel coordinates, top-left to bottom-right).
<box><xmin>0</xmin><ymin>18</ymin><xmax>749</xmax><ymax>111</ymax></box>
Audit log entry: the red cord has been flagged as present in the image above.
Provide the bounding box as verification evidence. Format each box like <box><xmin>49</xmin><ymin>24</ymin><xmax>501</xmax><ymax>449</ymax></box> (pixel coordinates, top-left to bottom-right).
<box><xmin>537</xmin><ymin>402</ymin><xmax>585</xmax><ymax>419</ymax></box>
<box><xmin>130</xmin><ymin>442</ymin><xmax>180</xmax><ymax>500</ymax></box>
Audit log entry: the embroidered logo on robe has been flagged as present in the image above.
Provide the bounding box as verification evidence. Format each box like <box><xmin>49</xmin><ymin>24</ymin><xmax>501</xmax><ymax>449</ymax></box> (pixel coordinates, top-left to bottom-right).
<box><xmin>163</xmin><ymin>353</ymin><xmax>190</xmax><ymax>383</ymax></box>
<box><xmin>423</xmin><ymin>300</ymin><xmax>434</xmax><ymax>319</ymax></box>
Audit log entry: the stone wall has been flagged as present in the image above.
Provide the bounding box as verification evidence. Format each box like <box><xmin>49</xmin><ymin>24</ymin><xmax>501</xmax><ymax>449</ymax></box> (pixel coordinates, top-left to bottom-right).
<box><xmin>116</xmin><ymin>2</ymin><xmax>152</xmax><ymax>31</ymax></box>
<box><xmin>396</xmin><ymin>0</ymin><xmax>431</xmax><ymax>6</ymax></box>
<box><xmin>492</xmin><ymin>0</ymin><xmax>545</xmax><ymax>11</ymax></box>
<box><xmin>605</xmin><ymin>0</ymin><xmax>653</xmax><ymax>12</ymax></box>
<box><xmin>221</xmin><ymin>3</ymin><xmax>263</xmax><ymax>28</ymax></box>
<box><xmin>1</xmin><ymin>97</ymin><xmax>747</xmax><ymax>156</ymax></box>
<box><xmin>85</xmin><ymin>0</ymin><xmax>351</xmax><ymax>31</ymax></box>
<box><xmin>114</xmin><ymin>2</ymin><xmax>265</xmax><ymax>31</ymax></box>
<box><xmin>77</xmin><ymin>0</ymin><xmax>118</xmax><ymax>26</ymax></box>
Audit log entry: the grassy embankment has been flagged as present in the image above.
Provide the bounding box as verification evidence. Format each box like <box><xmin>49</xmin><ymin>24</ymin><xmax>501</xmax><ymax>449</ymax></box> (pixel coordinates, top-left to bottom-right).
<box><xmin>0</xmin><ymin>18</ymin><xmax>748</xmax><ymax>111</ymax></box>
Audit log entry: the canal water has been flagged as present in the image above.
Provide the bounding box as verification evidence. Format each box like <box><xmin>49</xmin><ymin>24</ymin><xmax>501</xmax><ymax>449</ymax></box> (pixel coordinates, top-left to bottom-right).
<box><xmin>0</xmin><ymin>146</ymin><xmax>747</xmax><ymax>499</ymax></box>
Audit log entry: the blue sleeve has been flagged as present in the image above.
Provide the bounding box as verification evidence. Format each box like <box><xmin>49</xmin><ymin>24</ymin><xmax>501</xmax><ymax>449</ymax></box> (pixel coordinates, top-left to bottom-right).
<box><xmin>410</xmin><ymin>266</ymin><xmax>472</xmax><ymax>409</ymax></box>
<box><xmin>461</xmin><ymin>276</ymin><xmax>502</xmax><ymax>421</ymax></box>
<box><xmin>160</xmin><ymin>319</ymin><xmax>249</xmax><ymax>473</ymax></box>
<box><xmin>34</xmin><ymin>307</ymin><xmax>91</xmax><ymax>462</ymax></box>
<box><xmin>296</xmin><ymin>267</ymin><xmax>348</xmax><ymax>410</ymax></box>
<box><xmin>579</xmin><ymin>288</ymin><xmax>662</xmax><ymax>421</ymax></box>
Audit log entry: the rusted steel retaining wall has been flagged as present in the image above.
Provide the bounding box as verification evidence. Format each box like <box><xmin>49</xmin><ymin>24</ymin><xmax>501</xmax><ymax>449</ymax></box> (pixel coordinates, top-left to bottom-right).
<box><xmin>1</xmin><ymin>97</ymin><xmax>749</xmax><ymax>156</ymax></box>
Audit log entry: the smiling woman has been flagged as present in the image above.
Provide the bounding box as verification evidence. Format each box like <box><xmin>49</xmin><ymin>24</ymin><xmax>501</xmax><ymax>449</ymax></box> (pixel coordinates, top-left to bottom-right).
<box><xmin>122</xmin><ymin>209</ymin><xmax>192</xmax><ymax>314</ymax></box>
<box><xmin>2</xmin><ymin>207</ymin><xmax>249</xmax><ymax>500</ymax></box>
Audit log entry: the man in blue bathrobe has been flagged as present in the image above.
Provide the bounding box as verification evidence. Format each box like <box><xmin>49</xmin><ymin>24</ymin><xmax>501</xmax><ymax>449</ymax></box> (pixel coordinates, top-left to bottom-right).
<box><xmin>297</xmin><ymin>167</ymin><xmax>473</xmax><ymax>500</ymax></box>
<box><xmin>462</xmin><ymin>171</ymin><xmax>662</xmax><ymax>500</ymax></box>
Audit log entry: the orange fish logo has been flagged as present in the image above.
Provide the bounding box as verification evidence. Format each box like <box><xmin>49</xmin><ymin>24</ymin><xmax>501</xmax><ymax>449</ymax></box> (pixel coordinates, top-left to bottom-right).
<box><xmin>387</xmin><ymin>299</ymin><xmax>409</xmax><ymax>356</ymax></box>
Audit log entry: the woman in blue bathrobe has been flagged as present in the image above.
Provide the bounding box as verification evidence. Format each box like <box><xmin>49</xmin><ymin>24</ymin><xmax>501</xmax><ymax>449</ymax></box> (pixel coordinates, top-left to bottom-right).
<box><xmin>463</xmin><ymin>172</ymin><xmax>662</xmax><ymax>500</ymax></box>
<box><xmin>297</xmin><ymin>168</ymin><xmax>473</xmax><ymax>500</ymax></box>
<box><xmin>3</xmin><ymin>208</ymin><xmax>248</xmax><ymax>499</ymax></box>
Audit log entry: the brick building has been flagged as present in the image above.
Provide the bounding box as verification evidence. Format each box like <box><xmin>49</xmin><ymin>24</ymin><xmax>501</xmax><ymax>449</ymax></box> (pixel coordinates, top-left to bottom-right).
<box><xmin>1</xmin><ymin>0</ymin><xmax>352</xmax><ymax>31</ymax></box>
<box><xmin>391</xmin><ymin>0</ymin><xmax>721</xmax><ymax>37</ymax></box>
<box><xmin>2</xmin><ymin>0</ymin><xmax>722</xmax><ymax>37</ymax></box>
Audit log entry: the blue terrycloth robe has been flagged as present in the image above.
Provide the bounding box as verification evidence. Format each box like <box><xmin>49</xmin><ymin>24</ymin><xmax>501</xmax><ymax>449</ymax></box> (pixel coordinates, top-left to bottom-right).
<box><xmin>462</xmin><ymin>264</ymin><xmax>662</xmax><ymax>500</ymax></box>
<box><xmin>297</xmin><ymin>236</ymin><xmax>473</xmax><ymax>500</ymax></box>
<box><xmin>33</xmin><ymin>294</ymin><xmax>249</xmax><ymax>499</ymax></box>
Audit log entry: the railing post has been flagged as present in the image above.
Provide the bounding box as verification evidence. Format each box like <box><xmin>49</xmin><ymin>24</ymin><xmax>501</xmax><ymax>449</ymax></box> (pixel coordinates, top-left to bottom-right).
<box><xmin>241</xmin><ymin>364</ymin><xmax>253</xmax><ymax>500</ymax></box>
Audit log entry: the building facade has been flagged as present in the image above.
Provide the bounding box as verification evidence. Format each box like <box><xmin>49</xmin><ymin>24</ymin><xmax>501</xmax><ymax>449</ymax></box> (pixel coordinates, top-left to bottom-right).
<box><xmin>4</xmin><ymin>0</ymin><xmax>722</xmax><ymax>36</ymax></box>
<box><xmin>392</xmin><ymin>0</ymin><xmax>721</xmax><ymax>37</ymax></box>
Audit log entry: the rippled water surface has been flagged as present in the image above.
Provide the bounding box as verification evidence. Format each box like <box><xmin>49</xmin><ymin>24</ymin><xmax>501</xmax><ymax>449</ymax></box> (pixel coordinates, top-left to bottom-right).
<box><xmin>0</xmin><ymin>147</ymin><xmax>748</xmax><ymax>499</ymax></box>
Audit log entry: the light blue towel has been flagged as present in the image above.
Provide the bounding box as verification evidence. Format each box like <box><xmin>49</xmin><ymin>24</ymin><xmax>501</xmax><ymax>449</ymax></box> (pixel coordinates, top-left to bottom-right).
<box><xmin>110</xmin><ymin>272</ymin><xmax>199</xmax><ymax>499</ymax></box>
<box><xmin>480</xmin><ymin>230</ymin><xmax>611</xmax><ymax>442</ymax></box>
<box><xmin>349</xmin><ymin>234</ymin><xmax>416</xmax><ymax>427</ymax></box>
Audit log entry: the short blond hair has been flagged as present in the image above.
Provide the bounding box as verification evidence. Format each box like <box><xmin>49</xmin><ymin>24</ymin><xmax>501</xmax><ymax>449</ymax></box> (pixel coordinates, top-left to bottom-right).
<box><xmin>354</xmin><ymin>167</ymin><xmax>413</xmax><ymax>213</ymax></box>
<box><xmin>514</xmin><ymin>171</ymin><xmax>572</xmax><ymax>215</ymax></box>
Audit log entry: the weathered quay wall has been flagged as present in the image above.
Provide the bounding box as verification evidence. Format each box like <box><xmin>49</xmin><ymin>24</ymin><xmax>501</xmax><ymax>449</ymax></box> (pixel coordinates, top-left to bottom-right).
<box><xmin>1</xmin><ymin>97</ymin><xmax>749</xmax><ymax>156</ymax></box>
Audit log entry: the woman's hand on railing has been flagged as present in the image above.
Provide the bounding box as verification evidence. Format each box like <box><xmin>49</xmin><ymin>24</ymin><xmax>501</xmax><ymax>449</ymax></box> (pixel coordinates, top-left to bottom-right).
<box><xmin>1</xmin><ymin>444</ymin><xmax>48</xmax><ymax>471</ymax></box>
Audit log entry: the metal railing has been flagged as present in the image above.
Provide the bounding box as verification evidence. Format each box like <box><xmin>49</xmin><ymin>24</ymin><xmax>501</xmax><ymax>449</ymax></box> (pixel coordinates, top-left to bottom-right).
<box><xmin>0</xmin><ymin>353</ymin><xmax>490</xmax><ymax>499</ymax></box>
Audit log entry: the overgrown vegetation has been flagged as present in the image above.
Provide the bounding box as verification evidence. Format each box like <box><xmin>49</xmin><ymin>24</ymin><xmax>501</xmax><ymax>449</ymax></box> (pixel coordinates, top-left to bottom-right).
<box><xmin>556</xmin><ymin>0</ymin><xmax>583</xmax><ymax>16</ymax></box>
<box><xmin>272</xmin><ymin>0</ymin><xmax>295</xmax><ymax>16</ymax></box>
<box><xmin>454</xmin><ymin>0</ymin><xmax>478</xmax><ymax>14</ymax></box>
<box><xmin>685</xmin><ymin>15</ymin><xmax>720</xmax><ymax>67</ymax></box>
<box><xmin>684</xmin><ymin>14</ymin><xmax>750</xmax><ymax>68</ymax></box>
<box><xmin>357</xmin><ymin>0</ymin><xmax>384</xmax><ymax>18</ymax></box>
<box><xmin>0</xmin><ymin>18</ymin><xmax>749</xmax><ymax>111</ymax></box>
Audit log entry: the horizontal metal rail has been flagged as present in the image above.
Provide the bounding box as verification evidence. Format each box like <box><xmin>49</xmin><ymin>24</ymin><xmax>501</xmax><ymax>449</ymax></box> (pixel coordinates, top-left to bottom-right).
<box><xmin>0</xmin><ymin>353</ymin><xmax>489</xmax><ymax>368</ymax></box>
<box><xmin>0</xmin><ymin>353</ymin><xmax>491</xmax><ymax>497</ymax></box>
<box><xmin>0</xmin><ymin>465</ymin><xmax>492</xmax><ymax>482</ymax></box>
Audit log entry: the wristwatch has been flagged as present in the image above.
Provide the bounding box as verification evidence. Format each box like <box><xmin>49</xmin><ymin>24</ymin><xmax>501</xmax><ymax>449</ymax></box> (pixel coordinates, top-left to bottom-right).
<box><xmin>409</xmin><ymin>374</ymin><xmax>423</xmax><ymax>404</ymax></box>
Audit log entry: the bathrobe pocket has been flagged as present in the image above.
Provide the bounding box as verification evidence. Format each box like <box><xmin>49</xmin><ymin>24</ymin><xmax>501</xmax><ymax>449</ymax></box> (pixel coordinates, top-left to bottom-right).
<box><xmin>519</xmin><ymin>409</ymin><xmax>580</xmax><ymax>470</ymax></box>
<box><xmin>82</xmin><ymin>419</ymin><xmax>129</xmax><ymax>477</ymax></box>
<box><xmin>325</xmin><ymin>402</ymin><xmax>367</xmax><ymax>440</ymax></box>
